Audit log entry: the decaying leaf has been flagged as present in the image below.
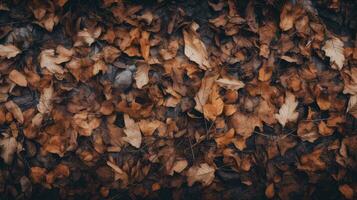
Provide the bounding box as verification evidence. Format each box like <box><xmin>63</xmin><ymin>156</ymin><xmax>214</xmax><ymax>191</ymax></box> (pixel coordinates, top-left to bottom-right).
<box><xmin>275</xmin><ymin>92</ymin><xmax>299</xmax><ymax>127</ymax></box>
<box><xmin>186</xmin><ymin>163</ymin><xmax>215</xmax><ymax>186</ymax></box>
<box><xmin>123</xmin><ymin>114</ymin><xmax>142</xmax><ymax>148</ymax></box>
<box><xmin>322</xmin><ymin>36</ymin><xmax>345</xmax><ymax>70</ymax></box>
<box><xmin>183</xmin><ymin>23</ymin><xmax>212</xmax><ymax>70</ymax></box>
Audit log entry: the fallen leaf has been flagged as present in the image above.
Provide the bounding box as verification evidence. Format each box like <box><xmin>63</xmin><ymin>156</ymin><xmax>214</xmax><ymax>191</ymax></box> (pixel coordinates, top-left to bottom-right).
<box><xmin>0</xmin><ymin>135</ymin><xmax>17</xmax><ymax>164</ymax></box>
<box><xmin>135</xmin><ymin>63</ymin><xmax>150</xmax><ymax>89</ymax></box>
<box><xmin>347</xmin><ymin>95</ymin><xmax>357</xmax><ymax>118</ymax></box>
<box><xmin>297</xmin><ymin>148</ymin><xmax>326</xmax><ymax>171</ymax></box>
<box><xmin>9</xmin><ymin>69</ymin><xmax>27</xmax><ymax>87</ymax></box>
<box><xmin>194</xmin><ymin>72</ymin><xmax>219</xmax><ymax>113</ymax></box>
<box><xmin>216</xmin><ymin>78</ymin><xmax>245</xmax><ymax>90</ymax></box>
<box><xmin>171</xmin><ymin>159</ymin><xmax>188</xmax><ymax>175</ymax></box>
<box><xmin>265</xmin><ymin>183</ymin><xmax>275</xmax><ymax>199</ymax></box>
<box><xmin>186</xmin><ymin>163</ymin><xmax>215</xmax><ymax>186</ymax></box>
<box><xmin>183</xmin><ymin>23</ymin><xmax>212</xmax><ymax>70</ymax></box>
<box><xmin>138</xmin><ymin>119</ymin><xmax>160</xmax><ymax>136</ymax></box>
<box><xmin>37</xmin><ymin>85</ymin><xmax>54</xmax><ymax>114</ymax></box>
<box><xmin>275</xmin><ymin>92</ymin><xmax>299</xmax><ymax>127</ymax></box>
<box><xmin>123</xmin><ymin>114</ymin><xmax>142</xmax><ymax>148</ymax></box>
<box><xmin>74</xmin><ymin>27</ymin><xmax>102</xmax><ymax>46</ymax></box>
<box><xmin>39</xmin><ymin>46</ymin><xmax>73</xmax><ymax>74</ymax></box>
<box><xmin>339</xmin><ymin>184</ymin><xmax>354</xmax><ymax>200</ymax></box>
<box><xmin>203</xmin><ymin>84</ymin><xmax>224</xmax><ymax>120</ymax></box>
<box><xmin>5</xmin><ymin>101</ymin><xmax>24</xmax><ymax>123</ymax></box>
<box><xmin>30</xmin><ymin>167</ymin><xmax>46</xmax><ymax>183</ymax></box>
<box><xmin>215</xmin><ymin>128</ymin><xmax>235</xmax><ymax>147</ymax></box>
<box><xmin>230</xmin><ymin>112</ymin><xmax>262</xmax><ymax>138</ymax></box>
<box><xmin>140</xmin><ymin>31</ymin><xmax>150</xmax><ymax>60</ymax></box>
<box><xmin>322</xmin><ymin>36</ymin><xmax>345</xmax><ymax>70</ymax></box>
<box><xmin>0</xmin><ymin>44</ymin><xmax>21</xmax><ymax>58</ymax></box>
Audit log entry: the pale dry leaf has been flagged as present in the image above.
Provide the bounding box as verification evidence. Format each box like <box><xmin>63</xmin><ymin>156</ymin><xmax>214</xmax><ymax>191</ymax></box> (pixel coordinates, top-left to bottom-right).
<box><xmin>107</xmin><ymin>160</ymin><xmax>129</xmax><ymax>184</ymax></box>
<box><xmin>74</xmin><ymin>27</ymin><xmax>102</xmax><ymax>46</ymax></box>
<box><xmin>194</xmin><ymin>72</ymin><xmax>219</xmax><ymax>113</ymax></box>
<box><xmin>5</xmin><ymin>100</ymin><xmax>24</xmax><ymax>124</ymax></box>
<box><xmin>123</xmin><ymin>114</ymin><xmax>142</xmax><ymax>148</ymax></box>
<box><xmin>138</xmin><ymin>119</ymin><xmax>160</xmax><ymax>136</ymax></box>
<box><xmin>275</xmin><ymin>92</ymin><xmax>299</xmax><ymax>127</ymax></box>
<box><xmin>0</xmin><ymin>135</ymin><xmax>17</xmax><ymax>164</ymax></box>
<box><xmin>183</xmin><ymin>23</ymin><xmax>212</xmax><ymax>70</ymax></box>
<box><xmin>0</xmin><ymin>44</ymin><xmax>21</xmax><ymax>58</ymax></box>
<box><xmin>172</xmin><ymin>159</ymin><xmax>188</xmax><ymax>174</ymax></box>
<box><xmin>347</xmin><ymin>95</ymin><xmax>357</xmax><ymax>118</ymax></box>
<box><xmin>135</xmin><ymin>63</ymin><xmax>150</xmax><ymax>89</ymax></box>
<box><xmin>216</xmin><ymin>78</ymin><xmax>245</xmax><ymax>90</ymax></box>
<box><xmin>322</xmin><ymin>36</ymin><xmax>345</xmax><ymax>70</ymax></box>
<box><xmin>37</xmin><ymin>85</ymin><xmax>54</xmax><ymax>114</ymax></box>
<box><xmin>231</xmin><ymin>112</ymin><xmax>262</xmax><ymax>138</ymax></box>
<box><xmin>186</xmin><ymin>163</ymin><xmax>215</xmax><ymax>186</ymax></box>
<box><xmin>39</xmin><ymin>46</ymin><xmax>73</xmax><ymax>74</ymax></box>
<box><xmin>9</xmin><ymin>69</ymin><xmax>27</xmax><ymax>87</ymax></box>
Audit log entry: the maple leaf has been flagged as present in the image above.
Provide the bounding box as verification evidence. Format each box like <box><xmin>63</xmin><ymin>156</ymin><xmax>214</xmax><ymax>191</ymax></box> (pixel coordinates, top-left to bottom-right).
<box><xmin>186</xmin><ymin>163</ymin><xmax>215</xmax><ymax>186</ymax></box>
<box><xmin>275</xmin><ymin>92</ymin><xmax>299</xmax><ymax>127</ymax></box>
<box><xmin>123</xmin><ymin>114</ymin><xmax>142</xmax><ymax>148</ymax></box>
<box><xmin>0</xmin><ymin>44</ymin><xmax>21</xmax><ymax>58</ymax></box>
<box><xmin>322</xmin><ymin>36</ymin><xmax>345</xmax><ymax>70</ymax></box>
<box><xmin>0</xmin><ymin>134</ymin><xmax>17</xmax><ymax>164</ymax></box>
<box><xmin>9</xmin><ymin>69</ymin><xmax>27</xmax><ymax>87</ymax></box>
<box><xmin>183</xmin><ymin>23</ymin><xmax>212</xmax><ymax>70</ymax></box>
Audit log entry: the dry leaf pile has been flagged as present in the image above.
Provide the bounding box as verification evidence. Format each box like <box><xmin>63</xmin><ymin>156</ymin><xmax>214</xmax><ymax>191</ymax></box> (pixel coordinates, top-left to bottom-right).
<box><xmin>0</xmin><ymin>0</ymin><xmax>356</xmax><ymax>199</ymax></box>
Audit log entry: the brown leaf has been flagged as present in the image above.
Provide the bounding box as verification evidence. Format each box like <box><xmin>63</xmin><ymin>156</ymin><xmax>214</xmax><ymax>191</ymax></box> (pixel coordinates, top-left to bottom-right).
<box><xmin>0</xmin><ymin>44</ymin><xmax>21</xmax><ymax>58</ymax></box>
<box><xmin>298</xmin><ymin>148</ymin><xmax>326</xmax><ymax>171</ymax></box>
<box><xmin>339</xmin><ymin>184</ymin><xmax>354</xmax><ymax>200</ymax></box>
<box><xmin>9</xmin><ymin>69</ymin><xmax>27</xmax><ymax>87</ymax></box>
<box><xmin>183</xmin><ymin>23</ymin><xmax>212</xmax><ymax>70</ymax></box>
<box><xmin>194</xmin><ymin>72</ymin><xmax>219</xmax><ymax>113</ymax></box>
<box><xmin>138</xmin><ymin>119</ymin><xmax>161</xmax><ymax>136</ymax></box>
<box><xmin>39</xmin><ymin>46</ymin><xmax>73</xmax><ymax>74</ymax></box>
<box><xmin>135</xmin><ymin>63</ymin><xmax>150</xmax><ymax>89</ymax></box>
<box><xmin>230</xmin><ymin>112</ymin><xmax>262</xmax><ymax>139</ymax></box>
<box><xmin>0</xmin><ymin>134</ymin><xmax>17</xmax><ymax>164</ymax></box>
<box><xmin>203</xmin><ymin>84</ymin><xmax>224</xmax><ymax>120</ymax></box>
<box><xmin>74</xmin><ymin>27</ymin><xmax>102</xmax><ymax>46</ymax></box>
<box><xmin>186</xmin><ymin>163</ymin><xmax>215</xmax><ymax>186</ymax></box>
<box><xmin>322</xmin><ymin>36</ymin><xmax>345</xmax><ymax>70</ymax></box>
<box><xmin>123</xmin><ymin>114</ymin><xmax>142</xmax><ymax>148</ymax></box>
<box><xmin>265</xmin><ymin>183</ymin><xmax>275</xmax><ymax>199</ymax></box>
<box><xmin>139</xmin><ymin>31</ymin><xmax>150</xmax><ymax>60</ymax></box>
<box><xmin>275</xmin><ymin>92</ymin><xmax>299</xmax><ymax>127</ymax></box>
<box><xmin>5</xmin><ymin>100</ymin><xmax>24</xmax><ymax>123</ymax></box>
<box><xmin>216</xmin><ymin>78</ymin><xmax>245</xmax><ymax>90</ymax></box>
<box><xmin>347</xmin><ymin>95</ymin><xmax>357</xmax><ymax>118</ymax></box>
<box><xmin>215</xmin><ymin>128</ymin><xmax>235</xmax><ymax>147</ymax></box>
<box><xmin>37</xmin><ymin>85</ymin><xmax>54</xmax><ymax>114</ymax></box>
